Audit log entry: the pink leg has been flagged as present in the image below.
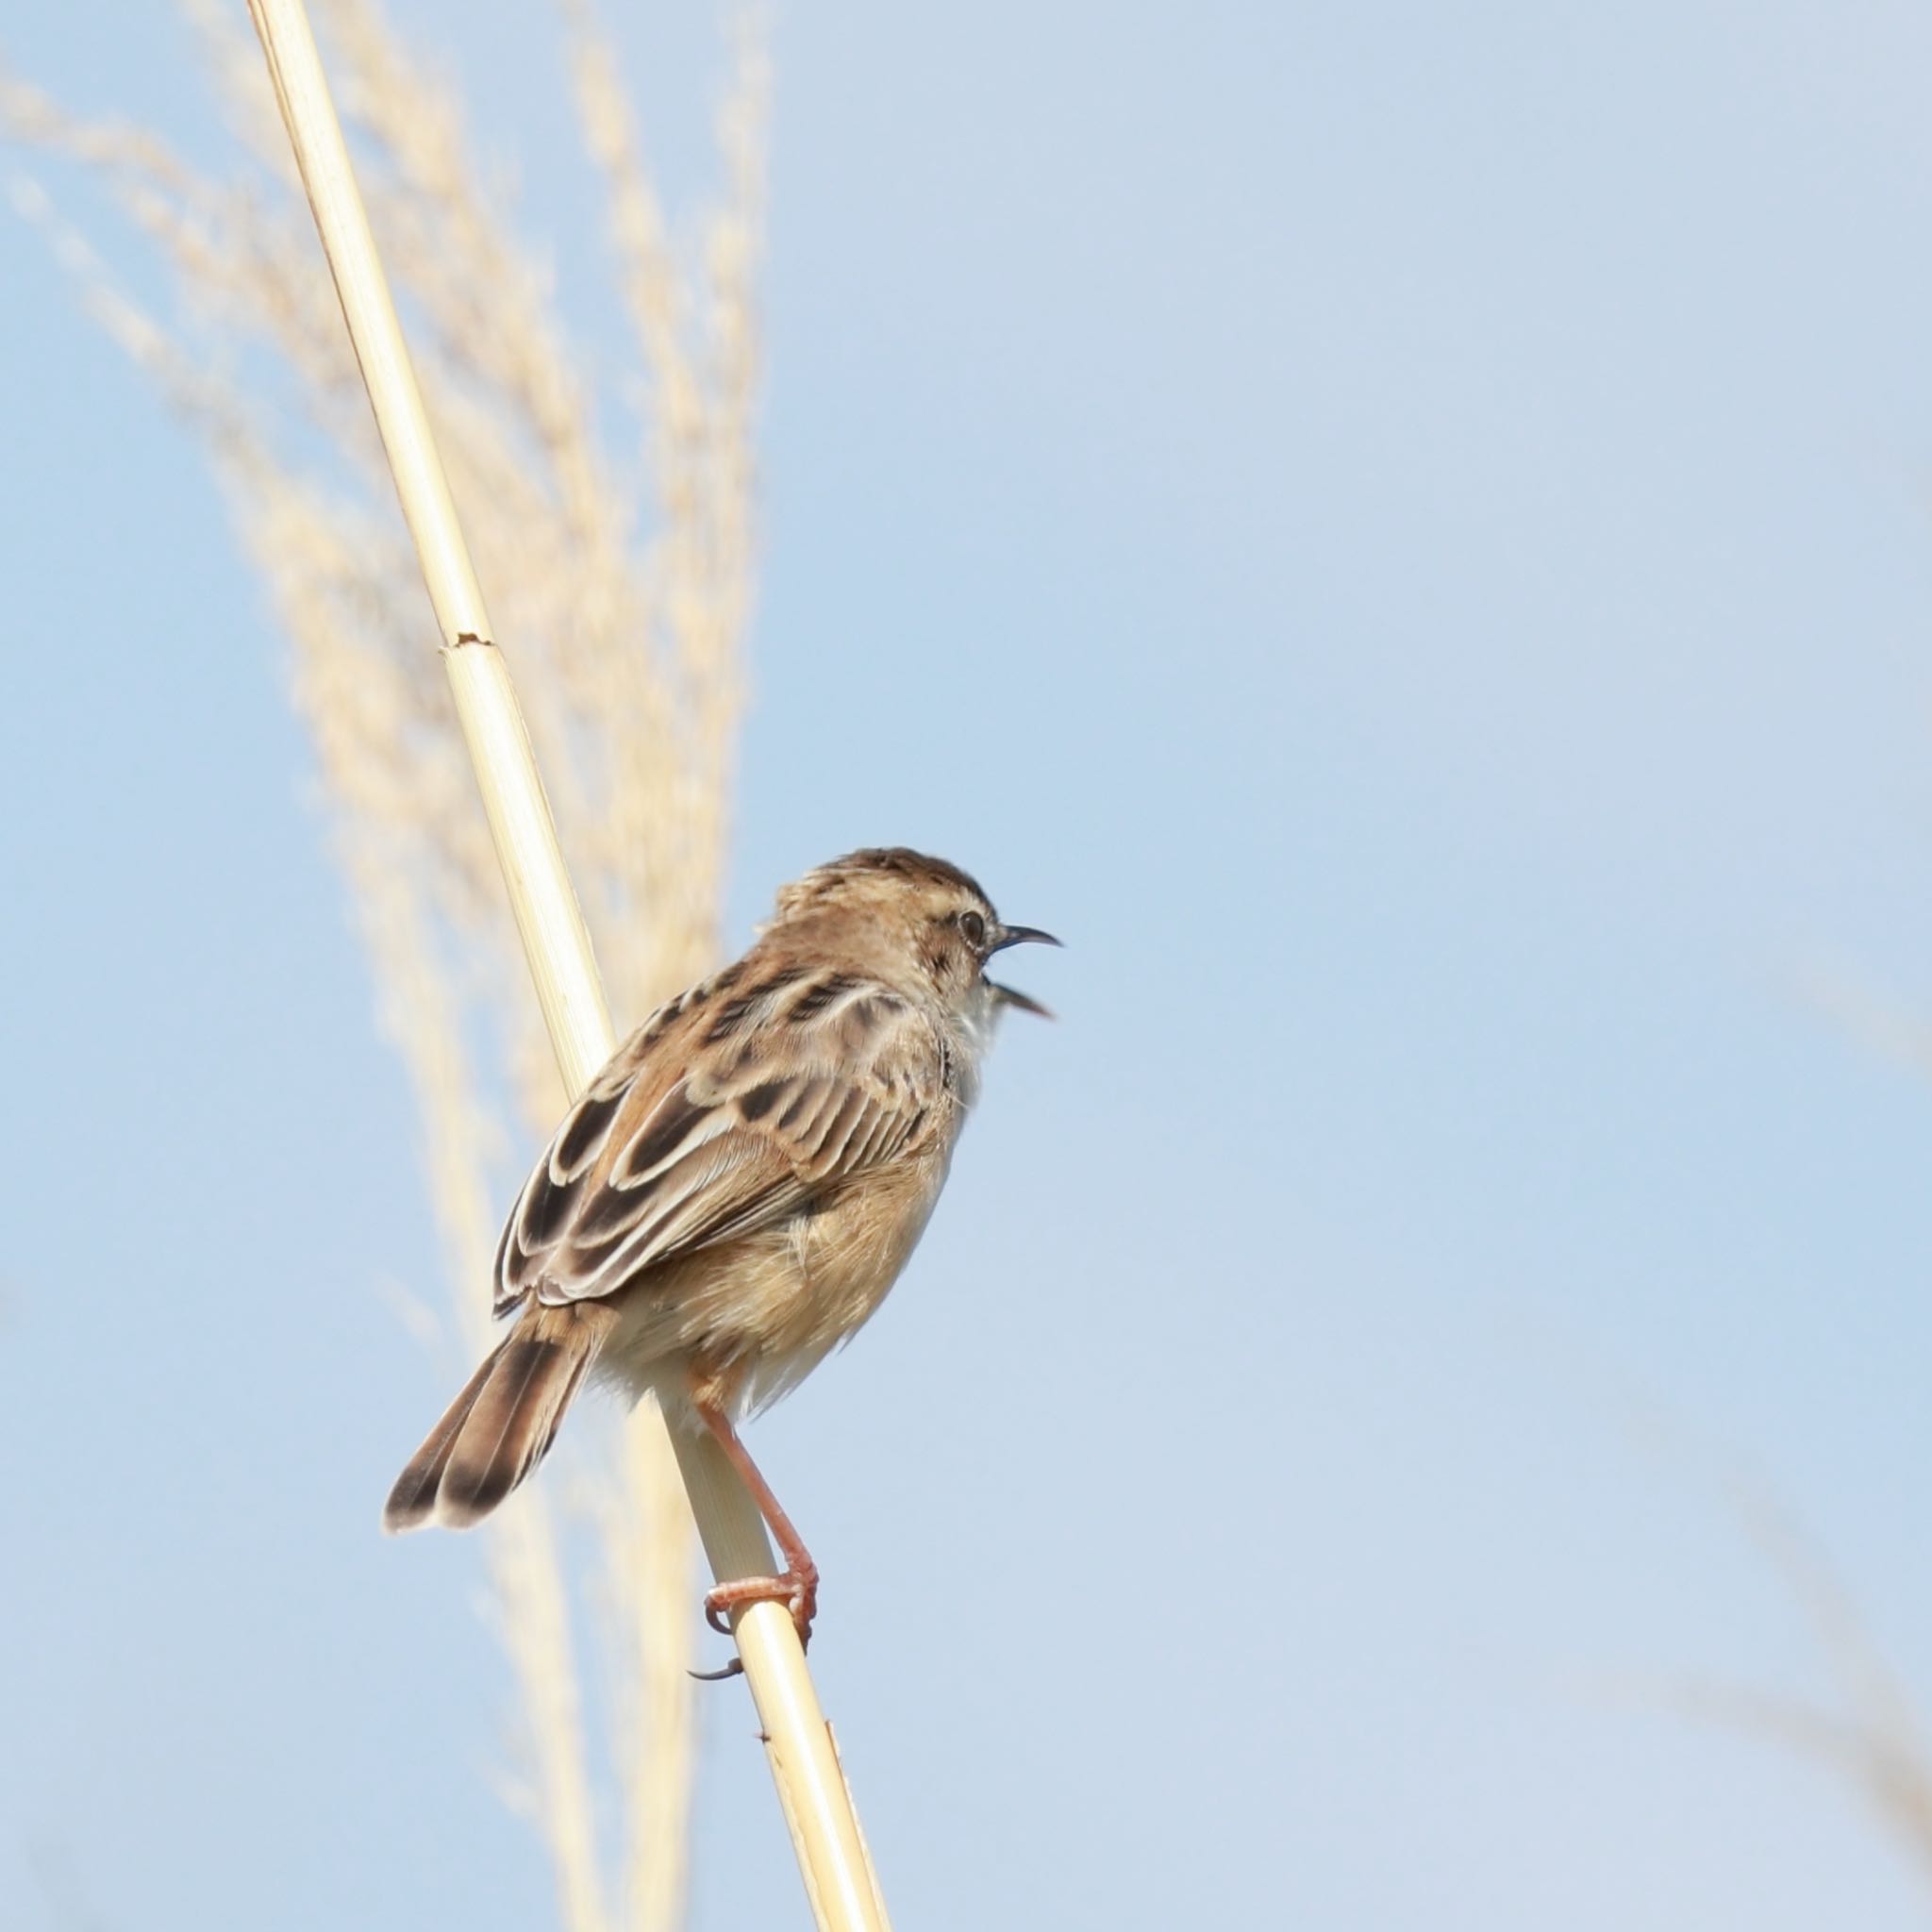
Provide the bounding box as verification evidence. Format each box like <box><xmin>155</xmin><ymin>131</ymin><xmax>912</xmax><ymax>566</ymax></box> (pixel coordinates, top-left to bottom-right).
<box><xmin>690</xmin><ymin>1393</ymin><xmax>819</xmax><ymax>1681</ymax></box>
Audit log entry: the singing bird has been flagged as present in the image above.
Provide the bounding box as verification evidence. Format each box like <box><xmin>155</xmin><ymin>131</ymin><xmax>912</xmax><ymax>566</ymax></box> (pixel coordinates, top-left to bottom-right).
<box><xmin>384</xmin><ymin>847</ymin><xmax>1057</xmax><ymax>1668</ymax></box>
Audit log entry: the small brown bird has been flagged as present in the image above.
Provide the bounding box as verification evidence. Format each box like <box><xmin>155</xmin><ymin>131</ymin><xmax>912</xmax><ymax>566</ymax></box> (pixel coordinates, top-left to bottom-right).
<box><xmin>384</xmin><ymin>847</ymin><xmax>1056</xmax><ymax>1668</ymax></box>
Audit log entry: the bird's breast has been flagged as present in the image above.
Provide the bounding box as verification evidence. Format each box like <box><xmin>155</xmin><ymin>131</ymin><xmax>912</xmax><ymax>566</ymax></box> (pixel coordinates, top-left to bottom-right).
<box><xmin>609</xmin><ymin>1137</ymin><xmax>956</xmax><ymax>1417</ymax></box>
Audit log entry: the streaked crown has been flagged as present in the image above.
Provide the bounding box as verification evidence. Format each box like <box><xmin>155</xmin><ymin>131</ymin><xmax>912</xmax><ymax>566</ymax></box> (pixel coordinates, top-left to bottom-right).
<box><xmin>771</xmin><ymin>847</ymin><xmax>992</xmax><ymax>924</ymax></box>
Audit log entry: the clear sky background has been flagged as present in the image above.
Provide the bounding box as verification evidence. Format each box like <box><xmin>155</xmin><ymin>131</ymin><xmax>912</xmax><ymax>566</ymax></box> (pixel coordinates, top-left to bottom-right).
<box><xmin>6</xmin><ymin>2</ymin><xmax>1932</xmax><ymax>1927</ymax></box>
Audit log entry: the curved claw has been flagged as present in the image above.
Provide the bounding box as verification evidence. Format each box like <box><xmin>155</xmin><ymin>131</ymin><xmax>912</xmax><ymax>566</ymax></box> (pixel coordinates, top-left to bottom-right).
<box><xmin>702</xmin><ymin>1572</ymin><xmax>817</xmax><ymax>1641</ymax></box>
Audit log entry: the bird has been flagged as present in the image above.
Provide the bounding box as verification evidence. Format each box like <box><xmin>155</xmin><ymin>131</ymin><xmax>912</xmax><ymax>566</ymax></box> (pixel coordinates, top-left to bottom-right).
<box><xmin>383</xmin><ymin>846</ymin><xmax>1057</xmax><ymax>1672</ymax></box>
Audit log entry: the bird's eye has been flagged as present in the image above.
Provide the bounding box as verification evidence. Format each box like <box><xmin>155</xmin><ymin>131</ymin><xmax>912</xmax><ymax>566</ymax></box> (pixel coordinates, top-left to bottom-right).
<box><xmin>958</xmin><ymin>909</ymin><xmax>988</xmax><ymax>950</ymax></box>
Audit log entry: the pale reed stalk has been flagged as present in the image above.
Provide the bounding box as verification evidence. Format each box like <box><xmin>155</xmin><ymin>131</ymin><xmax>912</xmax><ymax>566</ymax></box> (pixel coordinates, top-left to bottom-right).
<box><xmin>240</xmin><ymin>0</ymin><xmax>887</xmax><ymax>1918</ymax></box>
<box><xmin>3</xmin><ymin>8</ymin><xmax>773</xmax><ymax>1926</ymax></box>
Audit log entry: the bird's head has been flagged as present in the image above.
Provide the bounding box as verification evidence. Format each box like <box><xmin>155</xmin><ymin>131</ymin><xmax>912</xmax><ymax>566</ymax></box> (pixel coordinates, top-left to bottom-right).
<box><xmin>768</xmin><ymin>847</ymin><xmax>1060</xmax><ymax>1027</ymax></box>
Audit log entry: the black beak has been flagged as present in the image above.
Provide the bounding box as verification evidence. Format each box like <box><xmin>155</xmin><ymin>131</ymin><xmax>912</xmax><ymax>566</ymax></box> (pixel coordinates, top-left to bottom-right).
<box><xmin>988</xmin><ymin>980</ymin><xmax>1054</xmax><ymax>1019</ymax></box>
<box><xmin>989</xmin><ymin>924</ymin><xmax>1061</xmax><ymax>954</ymax></box>
<box><xmin>986</xmin><ymin>924</ymin><xmax>1059</xmax><ymax>1019</ymax></box>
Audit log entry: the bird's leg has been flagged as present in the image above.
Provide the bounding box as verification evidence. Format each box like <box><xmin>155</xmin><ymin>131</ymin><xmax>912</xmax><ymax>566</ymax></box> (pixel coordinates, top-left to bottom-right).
<box><xmin>690</xmin><ymin>1392</ymin><xmax>820</xmax><ymax>1680</ymax></box>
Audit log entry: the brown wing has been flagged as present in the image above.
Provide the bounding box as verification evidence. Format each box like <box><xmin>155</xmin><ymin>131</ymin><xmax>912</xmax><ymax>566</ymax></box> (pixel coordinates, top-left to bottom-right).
<box><xmin>493</xmin><ymin>967</ymin><xmax>945</xmax><ymax>1317</ymax></box>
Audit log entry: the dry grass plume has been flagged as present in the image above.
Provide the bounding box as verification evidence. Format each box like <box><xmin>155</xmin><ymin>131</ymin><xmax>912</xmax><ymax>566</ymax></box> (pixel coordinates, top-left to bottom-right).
<box><xmin>1</xmin><ymin>6</ymin><xmax>770</xmax><ymax>1928</ymax></box>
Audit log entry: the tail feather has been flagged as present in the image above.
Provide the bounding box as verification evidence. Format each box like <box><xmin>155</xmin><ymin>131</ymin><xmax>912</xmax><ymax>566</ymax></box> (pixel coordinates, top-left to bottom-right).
<box><xmin>383</xmin><ymin>1303</ymin><xmax>616</xmax><ymax>1533</ymax></box>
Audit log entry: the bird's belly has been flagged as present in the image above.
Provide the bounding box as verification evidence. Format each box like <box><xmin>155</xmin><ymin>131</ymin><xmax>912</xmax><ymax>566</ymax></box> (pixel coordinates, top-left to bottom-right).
<box><xmin>603</xmin><ymin>1152</ymin><xmax>947</xmax><ymax>1418</ymax></box>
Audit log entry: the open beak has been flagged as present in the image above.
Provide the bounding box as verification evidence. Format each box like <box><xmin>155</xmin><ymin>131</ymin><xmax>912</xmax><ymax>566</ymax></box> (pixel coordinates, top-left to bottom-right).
<box><xmin>990</xmin><ymin>924</ymin><xmax>1060</xmax><ymax>954</ymax></box>
<box><xmin>987</xmin><ymin>923</ymin><xmax>1060</xmax><ymax>1019</ymax></box>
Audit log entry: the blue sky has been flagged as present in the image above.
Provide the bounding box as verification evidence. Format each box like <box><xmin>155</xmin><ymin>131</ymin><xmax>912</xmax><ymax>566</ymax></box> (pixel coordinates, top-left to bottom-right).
<box><xmin>6</xmin><ymin>2</ymin><xmax>1932</xmax><ymax>1926</ymax></box>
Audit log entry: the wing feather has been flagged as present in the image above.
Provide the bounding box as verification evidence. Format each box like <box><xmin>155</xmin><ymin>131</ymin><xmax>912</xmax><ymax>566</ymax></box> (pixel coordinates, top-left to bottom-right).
<box><xmin>494</xmin><ymin>967</ymin><xmax>944</xmax><ymax>1317</ymax></box>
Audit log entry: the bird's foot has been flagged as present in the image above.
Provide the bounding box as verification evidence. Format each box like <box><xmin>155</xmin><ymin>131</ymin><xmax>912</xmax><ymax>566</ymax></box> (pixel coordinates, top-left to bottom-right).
<box><xmin>691</xmin><ymin>1564</ymin><xmax>819</xmax><ymax>1681</ymax></box>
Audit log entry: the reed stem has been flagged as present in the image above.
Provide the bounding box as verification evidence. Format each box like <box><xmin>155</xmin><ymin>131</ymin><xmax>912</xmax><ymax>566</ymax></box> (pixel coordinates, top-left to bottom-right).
<box><xmin>242</xmin><ymin>3</ymin><xmax>891</xmax><ymax>1922</ymax></box>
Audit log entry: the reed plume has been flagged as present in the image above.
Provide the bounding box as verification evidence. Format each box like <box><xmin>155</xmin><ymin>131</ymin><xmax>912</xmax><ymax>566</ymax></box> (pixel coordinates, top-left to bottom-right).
<box><xmin>2</xmin><ymin>7</ymin><xmax>769</xmax><ymax>1927</ymax></box>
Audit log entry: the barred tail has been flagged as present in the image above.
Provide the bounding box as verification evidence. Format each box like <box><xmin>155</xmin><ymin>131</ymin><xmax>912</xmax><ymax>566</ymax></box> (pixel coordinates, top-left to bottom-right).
<box><xmin>382</xmin><ymin>1302</ymin><xmax>615</xmax><ymax>1532</ymax></box>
